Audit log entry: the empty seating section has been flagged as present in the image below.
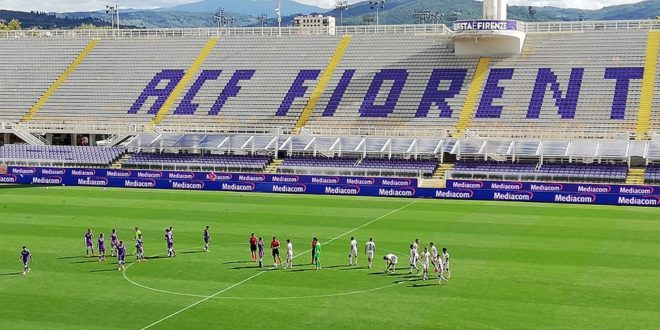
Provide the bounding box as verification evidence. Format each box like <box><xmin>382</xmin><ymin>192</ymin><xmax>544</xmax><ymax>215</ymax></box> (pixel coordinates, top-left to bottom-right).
<box><xmin>280</xmin><ymin>156</ymin><xmax>438</xmax><ymax>177</ymax></box>
<box><xmin>305</xmin><ymin>35</ymin><xmax>478</xmax><ymax>134</ymax></box>
<box><xmin>160</xmin><ymin>36</ymin><xmax>341</xmax><ymax>130</ymax></box>
<box><xmin>452</xmin><ymin>160</ymin><xmax>628</xmax><ymax>183</ymax></box>
<box><xmin>1</xmin><ymin>31</ymin><xmax>658</xmax><ymax>139</ymax></box>
<box><xmin>646</xmin><ymin>165</ymin><xmax>660</xmax><ymax>183</ymax></box>
<box><xmin>471</xmin><ymin>31</ymin><xmax>648</xmax><ymax>138</ymax></box>
<box><xmin>0</xmin><ymin>39</ymin><xmax>89</xmax><ymax>123</ymax></box>
<box><xmin>33</xmin><ymin>38</ymin><xmax>209</xmax><ymax>125</ymax></box>
<box><xmin>0</xmin><ymin>145</ymin><xmax>124</xmax><ymax>166</ymax></box>
<box><xmin>124</xmin><ymin>153</ymin><xmax>271</xmax><ymax>171</ymax></box>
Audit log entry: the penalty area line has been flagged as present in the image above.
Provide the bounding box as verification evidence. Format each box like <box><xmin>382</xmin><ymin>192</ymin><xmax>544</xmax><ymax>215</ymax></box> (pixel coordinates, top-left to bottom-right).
<box><xmin>139</xmin><ymin>200</ymin><xmax>416</xmax><ymax>329</ymax></box>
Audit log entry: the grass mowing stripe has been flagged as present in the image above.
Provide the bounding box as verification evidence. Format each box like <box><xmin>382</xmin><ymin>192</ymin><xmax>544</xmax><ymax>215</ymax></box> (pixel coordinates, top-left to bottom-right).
<box><xmin>139</xmin><ymin>201</ymin><xmax>416</xmax><ymax>329</ymax></box>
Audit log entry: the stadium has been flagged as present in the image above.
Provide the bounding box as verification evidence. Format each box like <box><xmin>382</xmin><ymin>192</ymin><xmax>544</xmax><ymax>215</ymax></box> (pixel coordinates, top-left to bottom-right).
<box><xmin>1</xmin><ymin>0</ymin><xmax>660</xmax><ymax>328</ymax></box>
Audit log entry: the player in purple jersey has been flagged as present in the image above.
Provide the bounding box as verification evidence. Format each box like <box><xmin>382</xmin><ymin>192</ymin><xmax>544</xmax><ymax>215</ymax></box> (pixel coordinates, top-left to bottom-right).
<box><xmin>110</xmin><ymin>229</ymin><xmax>119</xmax><ymax>257</ymax></box>
<box><xmin>98</xmin><ymin>233</ymin><xmax>106</xmax><ymax>262</ymax></box>
<box><xmin>135</xmin><ymin>234</ymin><xmax>146</xmax><ymax>262</ymax></box>
<box><xmin>117</xmin><ymin>241</ymin><xmax>126</xmax><ymax>271</ymax></box>
<box><xmin>165</xmin><ymin>228</ymin><xmax>175</xmax><ymax>257</ymax></box>
<box><xmin>84</xmin><ymin>229</ymin><xmax>95</xmax><ymax>257</ymax></box>
<box><xmin>203</xmin><ymin>226</ymin><xmax>211</xmax><ymax>252</ymax></box>
<box><xmin>20</xmin><ymin>246</ymin><xmax>32</xmax><ymax>275</ymax></box>
<box><xmin>257</xmin><ymin>237</ymin><xmax>265</xmax><ymax>268</ymax></box>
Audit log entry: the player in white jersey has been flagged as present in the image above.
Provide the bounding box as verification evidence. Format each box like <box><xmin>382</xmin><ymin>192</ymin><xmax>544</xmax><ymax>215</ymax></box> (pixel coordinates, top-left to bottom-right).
<box><xmin>364</xmin><ymin>238</ymin><xmax>376</xmax><ymax>269</ymax></box>
<box><xmin>442</xmin><ymin>248</ymin><xmax>450</xmax><ymax>279</ymax></box>
<box><xmin>420</xmin><ymin>247</ymin><xmax>432</xmax><ymax>280</ymax></box>
<box><xmin>433</xmin><ymin>254</ymin><xmax>448</xmax><ymax>284</ymax></box>
<box><xmin>408</xmin><ymin>244</ymin><xmax>419</xmax><ymax>274</ymax></box>
<box><xmin>284</xmin><ymin>239</ymin><xmax>294</xmax><ymax>270</ymax></box>
<box><xmin>348</xmin><ymin>237</ymin><xmax>358</xmax><ymax>266</ymax></box>
<box><xmin>430</xmin><ymin>242</ymin><xmax>439</xmax><ymax>259</ymax></box>
<box><xmin>411</xmin><ymin>239</ymin><xmax>420</xmax><ymax>272</ymax></box>
<box><xmin>383</xmin><ymin>253</ymin><xmax>397</xmax><ymax>274</ymax></box>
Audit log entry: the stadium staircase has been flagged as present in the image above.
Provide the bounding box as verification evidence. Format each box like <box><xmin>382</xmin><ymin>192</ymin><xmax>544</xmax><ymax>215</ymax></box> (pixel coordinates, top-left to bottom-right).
<box><xmin>148</xmin><ymin>37</ymin><xmax>218</xmax><ymax>129</ymax></box>
<box><xmin>454</xmin><ymin>58</ymin><xmax>490</xmax><ymax>138</ymax></box>
<box><xmin>21</xmin><ymin>38</ymin><xmax>99</xmax><ymax>123</ymax></box>
<box><xmin>294</xmin><ymin>35</ymin><xmax>352</xmax><ymax>132</ymax></box>
<box><xmin>263</xmin><ymin>159</ymin><xmax>284</xmax><ymax>174</ymax></box>
<box><xmin>635</xmin><ymin>31</ymin><xmax>660</xmax><ymax>140</ymax></box>
<box><xmin>626</xmin><ymin>168</ymin><xmax>646</xmax><ymax>185</ymax></box>
<box><xmin>11</xmin><ymin>124</ymin><xmax>49</xmax><ymax>146</ymax></box>
<box><xmin>110</xmin><ymin>154</ymin><xmax>131</xmax><ymax>169</ymax></box>
<box><xmin>419</xmin><ymin>163</ymin><xmax>454</xmax><ymax>188</ymax></box>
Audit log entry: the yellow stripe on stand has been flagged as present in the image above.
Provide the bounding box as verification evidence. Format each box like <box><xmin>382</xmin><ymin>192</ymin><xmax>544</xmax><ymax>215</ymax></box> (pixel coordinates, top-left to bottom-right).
<box><xmin>454</xmin><ymin>57</ymin><xmax>490</xmax><ymax>138</ymax></box>
<box><xmin>294</xmin><ymin>35</ymin><xmax>352</xmax><ymax>131</ymax></box>
<box><xmin>148</xmin><ymin>37</ymin><xmax>218</xmax><ymax>128</ymax></box>
<box><xmin>635</xmin><ymin>31</ymin><xmax>660</xmax><ymax>140</ymax></box>
<box><xmin>21</xmin><ymin>38</ymin><xmax>100</xmax><ymax>122</ymax></box>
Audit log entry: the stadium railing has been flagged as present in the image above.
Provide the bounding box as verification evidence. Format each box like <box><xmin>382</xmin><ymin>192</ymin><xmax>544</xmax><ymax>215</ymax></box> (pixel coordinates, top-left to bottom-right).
<box><xmin>524</xmin><ymin>19</ymin><xmax>660</xmax><ymax>33</ymax></box>
<box><xmin>1</xmin><ymin>19</ymin><xmax>656</xmax><ymax>40</ymax></box>
<box><xmin>0</xmin><ymin>24</ymin><xmax>452</xmax><ymax>39</ymax></box>
<box><xmin>277</xmin><ymin>165</ymin><xmax>428</xmax><ymax>178</ymax></box>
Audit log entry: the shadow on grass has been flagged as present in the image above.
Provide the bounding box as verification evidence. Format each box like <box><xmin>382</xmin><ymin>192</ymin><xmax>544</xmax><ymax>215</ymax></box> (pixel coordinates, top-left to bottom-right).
<box><xmin>409</xmin><ymin>283</ymin><xmax>442</xmax><ymax>288</ymax></box>
<box><xmin>89</xmin><ymin>269</ymin><xmax>118</xmax><ymax>273</ymax></box>
<box><xmin>0</xmin><ymin>272</ymin><xmax>23</xmax><ymax>276</ymax></box>
<box><xmin>180</xmin><ymin>251</ymin><xmax>205</xmax><ymax>255</ymax></box>
<box><xmin>57</xmin><ymin>256</ymin><xmax>85</xmax><ymax>260</ymax></box>
<box><xmin>230</xmin><ymin>265</ymin><xmax>263</xmax><ymax>270</ymax></box>
<box><xmin>146</xmin><ymin>256</ymin><xmax>173</xmax><ymax>260</ymax></box>
<box><xmin>0</xmin><ymin>184</ymin><xmax>50</xmax><ymax>190</ymax></box>
<box><xmin>222</xmin><ymin>260</ymin><xmax>251</xmax><ymax>265</ymax></box>
<box><xmin>322</xmin><ymin>265</ymin><xmax>345</xmax><ymax>269</ymax></box>
<box><xmin>287</xmin><ymin>268</ymin><xmax>314</xmax><ymax>272</ymax></box>
<box><xmin>71</xmin><ymin>259</ymin><xmax>100</xmax><ymax>264</ymax></box>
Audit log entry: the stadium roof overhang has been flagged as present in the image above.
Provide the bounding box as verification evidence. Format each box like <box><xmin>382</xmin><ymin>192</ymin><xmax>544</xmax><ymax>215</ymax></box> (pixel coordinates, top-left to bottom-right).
<box><xmin>123</xmin><ymin>133</ymin><xmax>660</xmax><ymax>161</ymax></box>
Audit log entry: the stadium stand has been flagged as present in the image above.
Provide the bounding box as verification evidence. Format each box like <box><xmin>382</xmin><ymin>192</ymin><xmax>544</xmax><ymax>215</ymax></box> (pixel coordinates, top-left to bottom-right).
<box><xmin>0</xmin><ymin>145</ymin><xmax>124</xmax><ymax>166</ymax></box>
<box><xmin>0</xmin><ymin>39</ymin><xmax>91</xmax><ymax>123</ymax></box>
<box><xmin>0</xmin><ymin>27</ymin><xmax>655</xmax><ymax>141</ymax></box>
<box><xmin>123</xmin><ymin>152</ymin><xmax>271</xmax><ymax>171</ymax></box>
<box><xmin>1</xmin><ymin>22</ymin><xmax>659</xmax><ymax>187</ymax></box>
<box><xmin>279</xmin><ymin>156</ymin><xmax>438</xmax><ymax>177</ymax></box>
<box><xmin>450</xmin><ymin>160</ymin><xmax>628</xmax><ymax>183</ymax></box>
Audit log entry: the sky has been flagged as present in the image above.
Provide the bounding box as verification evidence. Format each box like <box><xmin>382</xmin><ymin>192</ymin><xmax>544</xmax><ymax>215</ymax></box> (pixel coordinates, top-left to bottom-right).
<box><xmin>0</xmin><ymin>0</ymin><xmax>648</xmax><ymax>12</ymax></box>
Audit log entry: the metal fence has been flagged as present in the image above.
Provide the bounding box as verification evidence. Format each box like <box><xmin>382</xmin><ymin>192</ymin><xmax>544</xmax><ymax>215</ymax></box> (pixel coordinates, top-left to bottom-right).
<box><xmin>0</xmin><ymin>24</ymin><xmax>452</xmax><ymax>39</ymax></box>
<box><xmin>0</xmin><ymin>19</ymin><xmax>657</xmax><ymax>40</ymax></box>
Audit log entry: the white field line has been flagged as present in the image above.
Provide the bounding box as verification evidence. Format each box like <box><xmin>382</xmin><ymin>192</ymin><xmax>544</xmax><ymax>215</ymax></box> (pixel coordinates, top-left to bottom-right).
<box><xmin>139</xmin><ymin>201</ymin><xmax>416</xmax><ymax>329</ymax></box>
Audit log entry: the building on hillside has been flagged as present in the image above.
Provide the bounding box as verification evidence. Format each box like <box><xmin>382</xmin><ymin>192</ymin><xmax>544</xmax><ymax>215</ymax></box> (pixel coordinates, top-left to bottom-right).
<box><xmin>293</xmin><ymin>15</ymin><xmax>336</xmax><ymax>35</ymax></box>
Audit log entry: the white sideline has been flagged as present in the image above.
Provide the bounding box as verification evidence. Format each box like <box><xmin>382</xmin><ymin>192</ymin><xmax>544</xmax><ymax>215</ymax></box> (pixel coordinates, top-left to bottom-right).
<box><xmin>140</xmin><ymin>201</ymin><xmax>417</xmax><ymax>329</ymax></box>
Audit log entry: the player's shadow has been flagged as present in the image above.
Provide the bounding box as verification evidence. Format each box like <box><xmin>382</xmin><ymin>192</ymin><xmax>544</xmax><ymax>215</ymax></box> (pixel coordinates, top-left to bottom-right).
<box><xmin>146</xmin><ymin>256</ymin><xmax>171</xmax><ymax>260</ymax></box>
<box><xmin>222</xmin><ymin>260</ymin><xmax>251</xmax><ymax>264</ymax></box>
<box><xmin>71</xmin><ymin>259</ymin><xmax>100</xmax><ymax>264</ymax></box>
<box><xmin>288</xmin><ymin>268</ymin><xmax>312</xmax><ymax>272</ymax></box>
<box><xmin>180</xmin><ymin>251</ymin><xmax>205</xmax><ymax>255</ymax></box>
<box><xmin>0</xmin><ymin>272</ymin><xmax>23</xmax><ymax>276</ymax></box>
<box><xmin>89</xmin><ymin>269</ymin><xmax>118</xmax><ymax>273</ymax></box>
<box><xmin>409</xmin><ymin>283</ymin><xmax>441</xmax><ymax>288</ymax></box>
<box><xmin>322</xmin><ymin>265</ymin><xmax>345</xmax><ymax>269</ymax></box>
<box><xmin>230</xmin><ymin>265</ymin><xmax>261</xmax><ymax>270</ymax></box>
<box><xmin>57</xmin><ymin>256</ymin><xmax>85</xmax><ymax>260</ymax></box>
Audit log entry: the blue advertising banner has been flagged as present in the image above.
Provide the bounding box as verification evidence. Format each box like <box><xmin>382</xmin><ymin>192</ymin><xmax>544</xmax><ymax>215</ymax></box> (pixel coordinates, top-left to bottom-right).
<box><xmin>446</xmin><ymin>179</ymin><xmax>659</xmax><ymax>196</ymax></box>
<box><xmin>2</xmin><ymin>166</ymin><xmax>417</xmax><ymax>187</ymax></box>
<box><xmin>2</xmin><ymin>167</ymin><xmax>658</xmax><ymax>207</ymax></box>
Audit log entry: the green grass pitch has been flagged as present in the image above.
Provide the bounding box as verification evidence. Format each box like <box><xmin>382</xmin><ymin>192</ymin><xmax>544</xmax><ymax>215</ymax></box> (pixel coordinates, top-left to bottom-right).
<box><xmin>1</xmin><ymin>186</ymin><xmax>659</xmax><ymax>329</ymax></box>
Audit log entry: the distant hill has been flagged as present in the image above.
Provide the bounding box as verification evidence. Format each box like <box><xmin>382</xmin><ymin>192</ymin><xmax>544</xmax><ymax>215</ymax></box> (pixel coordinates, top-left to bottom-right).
<box><xmin>164</xmin><ymin>0</ymin><xmax>325</xmax><ymax>16</ymax></box>
<box><xmin>63</xmin><ymin>10</ymin><xmax>255</xmax><ymax>29</ymax></box>
<box><xmin>325</xmin><ymin>0</ymin><xmax>660</xmax><ymax>26</ymax></box>
<box><xmin>8</xmin><ymin>0</ymin><xmax>659</xmax><ymax>30</ymax></box>
<box><xmin>0</xmin><ymin>9</ymin><xmax>114</xmax><ymax>29</ymax></box>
